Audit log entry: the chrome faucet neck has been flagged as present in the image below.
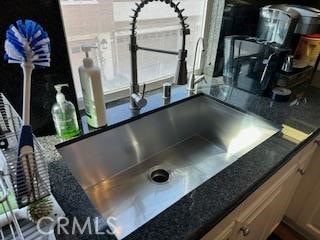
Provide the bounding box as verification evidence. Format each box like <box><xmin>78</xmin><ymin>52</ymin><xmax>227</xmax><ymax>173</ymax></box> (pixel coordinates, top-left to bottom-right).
<box><xmin>192</xmin><ymin>37</ymin><xmax>204</xmax><ymax>74</ymax></box>
<box><xmin>187</xmin><ymin>37</ymin><xmax>205</xmax><ymax>91</ymax></box>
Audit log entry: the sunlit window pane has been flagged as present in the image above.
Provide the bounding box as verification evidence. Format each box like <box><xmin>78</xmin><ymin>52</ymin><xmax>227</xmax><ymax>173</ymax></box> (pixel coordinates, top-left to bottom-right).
<box><xmin>60</xmin><ymin>0</ymin><xmax>207</xmax><ymax>98</ymax></box>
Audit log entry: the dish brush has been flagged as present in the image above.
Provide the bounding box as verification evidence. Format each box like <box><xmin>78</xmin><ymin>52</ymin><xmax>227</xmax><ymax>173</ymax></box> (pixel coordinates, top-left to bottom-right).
<box><xmin>0</xmin><ymin>196</ymin><xmax>59</xmax><ymax>227</ymax></box>
<box><xmin>27</xmin><ymin>197</ymin><xmax>53</xmax><ymax>222</ymax></box>
<box><xmin>4</xmin><ymin>19</ymin><xmax>50</xmax><ymax>207</ymax></box>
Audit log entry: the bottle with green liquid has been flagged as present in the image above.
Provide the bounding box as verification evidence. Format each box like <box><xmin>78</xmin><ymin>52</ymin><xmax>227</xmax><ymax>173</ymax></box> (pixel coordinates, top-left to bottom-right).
<box><xmin>51</xmin><ymin>84</ymin><xmax>80</xmax><ymax>139</ymax></box>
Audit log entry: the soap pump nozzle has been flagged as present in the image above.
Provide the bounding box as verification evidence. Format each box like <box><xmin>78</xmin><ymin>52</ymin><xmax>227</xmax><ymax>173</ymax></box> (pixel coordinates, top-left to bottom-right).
<box><xmin>81</xmin><ymin>45</ymin><xmax>98</xmax><ymax>68</ymax></box>
<box><xmin>54</xmin><ymin>84</ymin><xmax>69</xmax><ymax>104</ymax></box>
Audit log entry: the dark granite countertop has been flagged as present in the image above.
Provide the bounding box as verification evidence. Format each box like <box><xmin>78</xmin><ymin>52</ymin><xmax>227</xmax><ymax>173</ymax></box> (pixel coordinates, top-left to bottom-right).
<box><xmin>41</xmin><ymin>80</ymin><xmax>320</xmax><ymax>240</ymax></box>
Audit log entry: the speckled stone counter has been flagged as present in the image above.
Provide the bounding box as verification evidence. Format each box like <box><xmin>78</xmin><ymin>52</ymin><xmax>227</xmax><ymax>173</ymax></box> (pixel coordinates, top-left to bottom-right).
<box><xmin>40</xmin><ymin>82</ymin><xmax>320</xmax><ymax>240</ymax></box>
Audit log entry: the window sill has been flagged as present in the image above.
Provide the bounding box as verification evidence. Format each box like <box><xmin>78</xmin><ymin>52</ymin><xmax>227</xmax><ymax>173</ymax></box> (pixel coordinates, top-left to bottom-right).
<box><xmin>78</xmin><ymin>84</ymin><xmax>189</xmax><ymax>136</ymax></box>
<box><xmin>77</xmin><ymin>70</ymin><xmax>203</xmax><ymax>110</ymax></box>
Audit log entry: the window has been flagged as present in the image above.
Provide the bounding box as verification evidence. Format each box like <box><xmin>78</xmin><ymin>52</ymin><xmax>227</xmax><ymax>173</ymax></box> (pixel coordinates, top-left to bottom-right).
<box><xmin>59</xmin><ymin>0</ymin><xmax>208</xmax><ymax>101</ymax></box>
<box><xmin>61</xmin><ymin>0</ymin><xmax>98</xmax><ymax>5</ymax></box>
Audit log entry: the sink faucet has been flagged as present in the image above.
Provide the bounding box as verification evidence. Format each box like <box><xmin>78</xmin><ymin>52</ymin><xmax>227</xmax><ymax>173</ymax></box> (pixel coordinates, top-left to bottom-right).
<box><xmin>129</xmin><ymin>0</ymin><xmax>190</xmax><ymax>110</ymax></box>
<box><xmin>187</xmin><ymin>37</ymin><xmax>206</xmax><ymax>91</ymax></box>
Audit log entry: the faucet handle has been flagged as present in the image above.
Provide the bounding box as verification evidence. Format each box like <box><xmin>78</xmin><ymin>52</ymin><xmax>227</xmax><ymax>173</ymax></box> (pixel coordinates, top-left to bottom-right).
<box><xmin>131</xmin><ymin>93</ymin><xmax>147</xmax><ymax>109</ymax></box>
<box><xmin>141</xmin><ymin>83</ymin><xmax>146</xmax><ymax>98</ymax></box>
<box><xmin>130</xmin><ymin>83</ymin><xmax>147</xmax><ymax>110</ymax></box>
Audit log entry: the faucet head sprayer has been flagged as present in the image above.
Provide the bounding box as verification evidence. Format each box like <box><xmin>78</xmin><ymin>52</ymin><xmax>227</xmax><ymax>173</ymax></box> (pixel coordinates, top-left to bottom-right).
<box><xmin>175</xmin><ymin>49</ymin><xmax>188</xmax><ymax>85</ymax></box>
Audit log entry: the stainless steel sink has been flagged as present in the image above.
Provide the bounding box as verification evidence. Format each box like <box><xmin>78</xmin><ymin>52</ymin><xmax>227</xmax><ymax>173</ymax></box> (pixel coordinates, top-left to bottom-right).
<box><xmin>57</xmin><ymin>94</ymin><xmax>279</xmax><ymax>239</ymax></box>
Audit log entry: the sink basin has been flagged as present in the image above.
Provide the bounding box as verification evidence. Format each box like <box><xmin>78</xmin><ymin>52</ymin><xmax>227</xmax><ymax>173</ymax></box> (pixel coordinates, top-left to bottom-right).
<box><xmin>57</xmin><ymin>94</ymin><xmax>279</xmax><ymax>239</ymax></box>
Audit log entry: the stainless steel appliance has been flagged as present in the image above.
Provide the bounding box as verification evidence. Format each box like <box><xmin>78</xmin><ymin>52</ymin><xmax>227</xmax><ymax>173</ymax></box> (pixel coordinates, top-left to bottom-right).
<box><xmin>281</xmin><ymin>54</ymin><xmax>294</xmax><ymax>73</ymax></box>
<box><xmin>276</xmin><ymin>66</ymin><xmax>313</xmax><ymax>93</ymax></box>
<box><xmin>257</xmin><ymin>5</ymin><xmax>320</xmax><ymax>47</ymax></box>
<box><xmin>290</xmin><ymin>6</ymin><xmax>320</xmax><ymax>34</ymax></box>
<box><xmin>240</xmin><ymin>4</ymin><xmax>320</xmax><ymax>93</ymax></box>
<box><xmin>257</xmin><ymin>5</ymin><xmax>300</xmax><ymax>47</ymax></box>
<box><xmin>213</xmin><ymin>0</ymin><xmax>260</xmax><ymax>77</ymax></box>
<box><xmin>223</xmin><ymin>36</ymin><xmax>290</xmax><ymax>95</ymax></box>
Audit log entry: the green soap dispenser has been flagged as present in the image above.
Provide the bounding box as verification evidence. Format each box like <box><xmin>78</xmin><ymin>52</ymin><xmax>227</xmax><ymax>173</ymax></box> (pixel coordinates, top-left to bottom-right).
<box><xmin>52</xmin><ymin>84</ymin><xmax>80</xmax><ymax>139</ymax></box>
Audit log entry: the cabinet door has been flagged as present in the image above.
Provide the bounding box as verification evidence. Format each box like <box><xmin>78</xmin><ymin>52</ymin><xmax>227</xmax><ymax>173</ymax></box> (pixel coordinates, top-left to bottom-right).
<box><xmin>211</xmin><ymin>226</ymin><xmax>234</xmax><ymax>240</ymax></box>
<box><xmin>294</xmin><ymin>145</ymin><xmax>320</xmax><ymax>238</ymax></box>
<box><xmin>296</xmin><ymin>180</ymin><xmax>320</xmax><ymax>239</ymax></box>
<box><xmin>202</xmin><ymin>224</ymin><xmax>234</xmax><ymax>240</ymax></box>
<box><xmin>202</xmin><ymin>209</ymin><xmax>238</xmax><ymax>240</ymax></box>
<box><xmin>234</xmin><ymin>187</ymin><xmax>282</xmax><ymax>240</ymax></box>
<box><xmin>268</xmin><ymin>164</ymin><xmax>300</xmax><ymax>234</ymax></box>
<box><xmin>286</xmin><ymin>140</ymin><xmax>318</xmax><ymax>222</ymax></box>
<box><xmin>234</xmin><ymin>163</ymin><xmax>299</xmax><ymax>240</ymax></box>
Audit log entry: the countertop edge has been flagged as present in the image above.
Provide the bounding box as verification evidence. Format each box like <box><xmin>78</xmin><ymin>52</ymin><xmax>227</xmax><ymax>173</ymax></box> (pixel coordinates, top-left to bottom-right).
<box><xmin>187</xmin><ymin>128</ymin><xmax>320</xmax><ymax>239</ymax></box>
<box><xmin>48</xmin><ymin>84</ymin><xmax>320</xmax><ymax>240</ymax></box>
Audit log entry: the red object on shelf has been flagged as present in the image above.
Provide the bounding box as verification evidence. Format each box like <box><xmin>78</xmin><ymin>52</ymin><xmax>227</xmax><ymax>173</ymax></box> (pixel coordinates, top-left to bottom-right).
<box><xmin>304</xmin><ymin>34</ymin><xmax>320</xmax><ymax>39</ymax></box>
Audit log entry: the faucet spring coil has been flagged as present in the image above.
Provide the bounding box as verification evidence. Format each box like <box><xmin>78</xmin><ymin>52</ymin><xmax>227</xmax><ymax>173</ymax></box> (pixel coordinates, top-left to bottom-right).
<box><xmin>130</xmin><ymin>0</ymin><xmax>189</xmax><ymax>35</ymax></box>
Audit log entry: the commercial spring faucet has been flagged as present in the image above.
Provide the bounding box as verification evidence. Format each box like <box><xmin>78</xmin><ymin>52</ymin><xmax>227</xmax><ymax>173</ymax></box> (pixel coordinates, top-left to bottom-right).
<box><xmin>129</xmin><ymin>0</ymin><xmax>190</xmax><ymax>110</ymax></box>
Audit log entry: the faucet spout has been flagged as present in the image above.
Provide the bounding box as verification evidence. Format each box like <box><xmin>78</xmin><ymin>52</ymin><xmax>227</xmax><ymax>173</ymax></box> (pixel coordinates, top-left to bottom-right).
<box><xmin>187</xmin><ymin>37</ymin><xmax>205</xmax><ymax>91</ymax></box>
<box><xmin>176</xmin><ymin>49</ymin><xmax>188</xmax><ymax>85</ymax></box>
<box><xmin>129</xmin><ymin>0</ymin><xmax>190</xmax><ymax>110</ymax></box>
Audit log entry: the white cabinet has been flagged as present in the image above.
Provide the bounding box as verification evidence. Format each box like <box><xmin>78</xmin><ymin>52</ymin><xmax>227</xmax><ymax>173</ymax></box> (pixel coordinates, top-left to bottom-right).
<box><xmin>202</xmin><ymin>136</ymin><xmax>318</xmax><ymax>240</ymax></box>
<box><xmin>202</xmin><ymin>224</ymin><xmax>234</xmax><ymax>240</ymax></box>
<box><xmin>286</xmin><ymin>140</ymin><xmax>317</xmax><ymax>221</ymax></box>
<box><xmin>202</xmin><ymin>209</ymin><xmax>238</xmax><ymax>240</ymax></box>
<box><xmin>233</xmin><ymin>163</ymin><xmax>299</xmax><ymax>240</ymax></box>
<box><xmin>297</xmin><ymin>178</ymin><xmax>320</xmax><ymax>238</ymax></box>
<box><xmin>286</xmin><ymin>140</ymin><xmax>320</xmax><ymax>239</ymax></box>
<box><xmin>234</xmin><ymin>187</ymin><xmax>282</xmax><ymax>240</ymax></box>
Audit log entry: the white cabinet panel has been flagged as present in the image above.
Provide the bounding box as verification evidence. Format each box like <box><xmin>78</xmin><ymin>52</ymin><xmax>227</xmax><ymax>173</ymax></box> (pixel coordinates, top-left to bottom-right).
<box><xmin>234</xmin><ymin>163</ymin><xmax>299</xmax><ymax>240</ymax></box>
<box><xmin>203</xmin><ymin>136</ymin><xmax>317</xmax><ymax>240</ymax></box>
<box><xmin>296</xmin><ymin>153</ymin><xmax>320</xmax><ymax>238</ymax></box>
<box><xmin>234</xmin><ymin>187</ymin><xmax>282</xmax><ymax>240</ymax></box>
<box><xmin>286</xmin><ymin>139</ymin><xmax>320</xmax><ymax>239</ymax></box>
<box><xmin>202</xmin><ymin>209</ymin><xmax>238</xmax><ymax>240</ymax></box>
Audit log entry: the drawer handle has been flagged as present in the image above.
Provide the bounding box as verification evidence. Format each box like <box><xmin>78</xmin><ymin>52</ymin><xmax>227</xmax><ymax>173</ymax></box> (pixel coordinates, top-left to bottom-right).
<box><xmin>298</xmin><ymin>168</ymin><xmax>306</xmax><ymax>175</ymax></box>
<box><xmin>240</xmin><ymin>227</ymin><xmax>250</xmax><ymax>237</ymax></box>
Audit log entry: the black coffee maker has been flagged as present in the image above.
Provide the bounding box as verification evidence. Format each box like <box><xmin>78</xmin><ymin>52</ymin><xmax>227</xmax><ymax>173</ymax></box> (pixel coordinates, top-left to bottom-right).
<box><xmin>223</xmin><ymin>5</ymin><xmax>320</xmax><ymax>96</ymax></box>
<box><xmin>223</xmin><ymin>36</ymin><xmax>290</xmax><ymax>96</ymax></box>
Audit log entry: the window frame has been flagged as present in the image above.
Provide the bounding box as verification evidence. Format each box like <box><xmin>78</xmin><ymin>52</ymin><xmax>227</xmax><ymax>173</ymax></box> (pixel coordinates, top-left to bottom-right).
<box><xmin>66</xmin><ymin>0</ymin><xmax>213</xmax><ymax>109</ymax></box>
<box><xmin>61</xmin><ymin>0</ymin><xmax>98</xmax><ymax>6</ymax></box>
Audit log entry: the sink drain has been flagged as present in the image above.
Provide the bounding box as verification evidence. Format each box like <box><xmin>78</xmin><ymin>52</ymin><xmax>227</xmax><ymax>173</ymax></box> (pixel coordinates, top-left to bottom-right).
<box><xmin>149</xmin><ymin>169</ymin><xmax>170</xmax><ymax>183</ymax></box>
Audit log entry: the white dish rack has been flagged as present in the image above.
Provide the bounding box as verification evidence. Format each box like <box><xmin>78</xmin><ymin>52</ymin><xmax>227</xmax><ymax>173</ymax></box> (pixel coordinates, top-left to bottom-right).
<box><xmin>0</xmin><ymin>93</ymin><xmax>65</xmax><ymax>240</ymax></box>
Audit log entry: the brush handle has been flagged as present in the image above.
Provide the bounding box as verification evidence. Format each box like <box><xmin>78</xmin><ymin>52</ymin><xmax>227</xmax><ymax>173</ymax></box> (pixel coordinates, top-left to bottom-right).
<box><xmin>21</xmin><ymin>63</ymin><xmax>34</xmax><ymax>125</ymax></box>
<box><xmin>0</xmin><ymin>207</ymin><xmax>28</xmax><ymax>228</ymax></box>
